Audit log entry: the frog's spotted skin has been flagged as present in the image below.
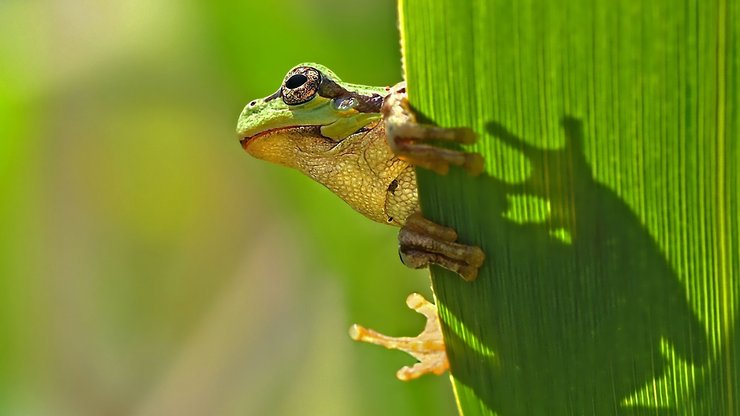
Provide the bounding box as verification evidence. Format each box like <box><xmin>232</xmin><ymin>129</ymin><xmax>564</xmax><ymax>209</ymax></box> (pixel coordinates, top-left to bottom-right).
<box><xmin>238</xmin><ymin>63</ymin><xmax>415</xmax><ymax>225</ymax></box>
<box><xmin>241</xmin><ymin>116</ymin><xmax>415</xmax><ymax>226</ymax></box>
<box><xmin>237</xmin><ymin>64</ymin><xmax>485</xmax><ymax>380</ymax></box>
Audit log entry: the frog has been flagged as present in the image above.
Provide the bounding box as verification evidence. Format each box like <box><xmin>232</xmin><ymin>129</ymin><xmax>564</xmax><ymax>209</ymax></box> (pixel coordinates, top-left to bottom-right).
<box><xmin>236</xmin><ymin>63</ymin><xmax>485</xmax><ymax>380</ymax></box>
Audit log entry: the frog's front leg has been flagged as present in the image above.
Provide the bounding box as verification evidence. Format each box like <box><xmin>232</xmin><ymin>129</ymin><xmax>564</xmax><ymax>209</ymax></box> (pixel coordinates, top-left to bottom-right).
<box><xmin>399</xmin><ymin>212</ymin><xmax>485</xmax><ymax>281</ymax></box>
<box><xmin>383</xmin><ymin>82</ymin><xmax>486</xmax><ymax>282</ymax></box>
<box><xmin>382</xmin><ymin>82</ymin><xmax>484</xmax><ymax>176</ymax></box>
<box><xmin>352</xmin><ymin>81</ymin><xmax>486</xmax><ymax>381</ymax></box>
<box><xmin>349</xmin><ymin>293</ymin><xmax>448</xmax><ymax>381</ymax></box>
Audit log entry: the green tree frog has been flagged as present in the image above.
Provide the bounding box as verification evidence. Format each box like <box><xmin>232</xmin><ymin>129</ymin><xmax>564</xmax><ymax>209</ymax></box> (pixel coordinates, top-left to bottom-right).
<box><xmin>237</xmin><ymin>64</ymin><xmax>485</xmax><ymax>380</ymax></box>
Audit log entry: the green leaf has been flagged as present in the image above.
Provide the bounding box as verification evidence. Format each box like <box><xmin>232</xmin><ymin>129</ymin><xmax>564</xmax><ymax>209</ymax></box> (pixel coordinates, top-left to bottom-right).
<box><xmin>399</xmin><ymin>0</ymin><xmax>738</xmax><ymax>414</ymax></box>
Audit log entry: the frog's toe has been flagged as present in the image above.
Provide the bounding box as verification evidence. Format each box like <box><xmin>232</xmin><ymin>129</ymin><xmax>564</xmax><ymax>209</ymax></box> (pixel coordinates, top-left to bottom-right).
<box><xmin>382</xmin><ymin>86</ymin><xmax>483</xmax><ymax>176</ymax></box>
<box><xmin>391</xmin><ymin>135</ymin><xmax>484</xmax><ymax>176</ymax></box>
<box><xmin>463</xmin><ymin>152</ymin><xmax>485</xmax><ymax>176</ymax></box>
<box><xmin>398</xmin><ymin>213</ymin><xmax>485</xmax><ymax>282</ymax></box>
<box><xmin>349</xmin><ymin>293</ymin><xmax>448</xmax><ymax>381</ymax></box>
<box><xmin>399</xmin><ymin>246</ymin><xmax>483</xmax><ymax>282</ymax></box>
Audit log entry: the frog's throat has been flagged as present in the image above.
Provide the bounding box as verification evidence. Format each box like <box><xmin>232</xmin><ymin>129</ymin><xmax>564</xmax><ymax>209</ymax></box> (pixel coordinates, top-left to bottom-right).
<box><xmin>240</xmin><ymin>125</ymin><xmax>334</xmax><ymax>171</ymax></box>
<box><xmin>240</xmin><ymin>125</ymin><xmax>323</xmax><ymax>151</ymax></box>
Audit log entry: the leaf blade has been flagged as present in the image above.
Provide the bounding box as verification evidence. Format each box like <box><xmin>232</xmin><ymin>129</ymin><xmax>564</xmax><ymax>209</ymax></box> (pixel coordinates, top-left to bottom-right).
<box><xmin>400</xmin><ymin>0</ymin><xmax>739</xmax><ymax>414</ymax></box>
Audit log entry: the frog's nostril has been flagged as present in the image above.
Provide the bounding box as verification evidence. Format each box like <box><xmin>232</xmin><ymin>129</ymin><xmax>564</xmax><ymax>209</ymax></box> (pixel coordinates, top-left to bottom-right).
<box><xmin>249</xmin><ymin>101</ymin><xmax>256</xmax><ymax>107</ymax></box>
<box><xmin>285</xmin><ymin>74</ymin><xmax>308</xmax><ymax>89</ymax></box>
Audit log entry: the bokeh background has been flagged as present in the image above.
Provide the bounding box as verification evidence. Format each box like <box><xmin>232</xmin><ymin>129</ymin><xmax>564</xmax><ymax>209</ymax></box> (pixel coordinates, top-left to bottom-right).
<box><xmin>0</xmin><ymin>1</ymin><xmax>456</xmax><ymax>414</ymax></box>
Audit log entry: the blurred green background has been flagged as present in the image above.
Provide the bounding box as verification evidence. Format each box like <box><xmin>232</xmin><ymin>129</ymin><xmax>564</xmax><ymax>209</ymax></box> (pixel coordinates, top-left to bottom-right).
<box><xmin>0</xmin><ymin>1</ymin><xmax>456</xmax><ymax>414</ymax></box>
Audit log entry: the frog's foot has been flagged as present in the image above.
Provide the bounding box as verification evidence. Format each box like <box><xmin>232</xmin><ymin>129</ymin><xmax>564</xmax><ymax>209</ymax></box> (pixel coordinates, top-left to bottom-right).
<box><xmin>398</xmin><ymin>212</ymin><xmax>485</xmax><ymax>281</ymax></box>
<box><xmin>349</xmin><ymin>293</ymin><xmax>448</xmax><ymax>381</ymax></box>
<box><xmin>382</xmin><ymin>82</ymin><xmax>484</xmax><ymax>176</ymax></box>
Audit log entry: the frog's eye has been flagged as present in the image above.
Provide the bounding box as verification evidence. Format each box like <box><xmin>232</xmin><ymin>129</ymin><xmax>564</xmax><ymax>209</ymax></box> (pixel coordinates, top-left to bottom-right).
<box><xmin>282</xmin><ymin>66</ymin><xmax>321</xmax><ymax>106</ymax></box>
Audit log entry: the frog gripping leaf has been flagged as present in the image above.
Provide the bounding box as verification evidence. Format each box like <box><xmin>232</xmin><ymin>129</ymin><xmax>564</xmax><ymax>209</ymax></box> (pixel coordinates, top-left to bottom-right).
<box><xmin>236</xmin><ymin>64</ymin><xmax>484</xmax><ymax>380</ymax></box>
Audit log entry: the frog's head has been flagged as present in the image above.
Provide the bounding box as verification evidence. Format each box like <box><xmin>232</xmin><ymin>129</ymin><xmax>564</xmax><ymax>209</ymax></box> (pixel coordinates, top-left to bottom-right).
<box><xmin>236</xmin><ymin>63</ymin><xmax>387</xmax><ymax>168</ymax></box>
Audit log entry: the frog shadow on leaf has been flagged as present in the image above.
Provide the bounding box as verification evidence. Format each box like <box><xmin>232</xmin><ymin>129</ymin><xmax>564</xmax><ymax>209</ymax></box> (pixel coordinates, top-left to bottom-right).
<box><xmin>433</xmin><ymin>116</ymin><xmax>709</xmax><ymax>415</ymax></box>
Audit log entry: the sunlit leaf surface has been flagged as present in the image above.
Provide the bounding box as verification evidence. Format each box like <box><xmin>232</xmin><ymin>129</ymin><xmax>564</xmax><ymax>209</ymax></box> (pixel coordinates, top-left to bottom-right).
<box><xmin>400</xmin><ymin>0</ymin><xmax>738</xmax><ymax>414</ymax></box>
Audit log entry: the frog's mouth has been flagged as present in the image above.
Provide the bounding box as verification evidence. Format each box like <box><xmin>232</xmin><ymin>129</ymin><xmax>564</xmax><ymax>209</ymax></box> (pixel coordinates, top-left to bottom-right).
<box><xmin>240</xmin><ymin>125</ymin><xmax>325</xmax><ymax>150</ymax></box>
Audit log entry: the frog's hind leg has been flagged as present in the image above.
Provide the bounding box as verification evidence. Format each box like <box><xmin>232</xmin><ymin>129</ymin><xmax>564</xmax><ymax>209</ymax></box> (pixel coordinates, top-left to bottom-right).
<box><xmin>349</xmin><ymin>293</ymin><xmax>448</xmax><ymax>381</ymax></box>
<box><xmin>399</xmin><ymin>212</ymin><xmax>485</xmax><ymax>282</ymax></box>
<box><xmin>382</xmin><ymin>83</ymin><xmax>484</xmax><ymax>176</ymax></box>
